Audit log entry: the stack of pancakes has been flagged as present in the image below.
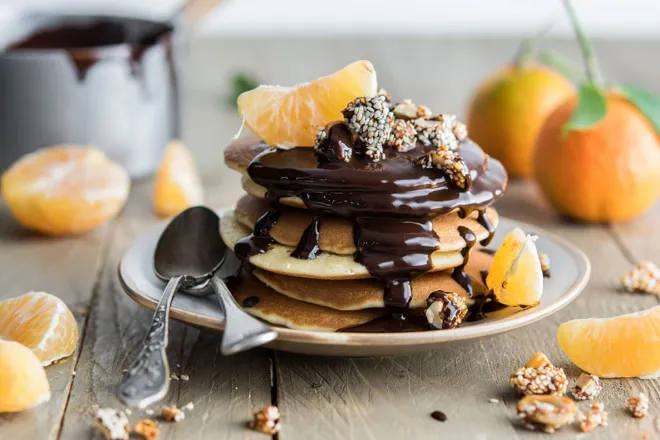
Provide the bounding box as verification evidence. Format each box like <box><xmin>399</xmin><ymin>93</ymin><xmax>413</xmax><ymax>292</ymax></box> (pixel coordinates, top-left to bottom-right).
<box><xmin>221</xmin><ymin>128</ymin><xmax>508</xmax><ymax>332</ymax></box>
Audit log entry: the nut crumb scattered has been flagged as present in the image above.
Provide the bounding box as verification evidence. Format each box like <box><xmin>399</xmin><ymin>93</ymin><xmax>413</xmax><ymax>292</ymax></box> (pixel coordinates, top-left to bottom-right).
<box><xmin>579</xmin><ymin>401</ymin><xmax>608</xmax><ymax>433</ymax></box>
<box><xmin>125</xmin><ymin>409</ymin><xmax>132</xmax><ymax>416</ymax></box>
<box><xmin>180</xmin><ymin>374</ymin><xmax>190</xmax><ymax>382</ymax></box>
<box><xmin>425</xmin><ymin>291</ymin><xmax>468</xmax><ymax>329</ymax></box>
<box><xmin>249</xmin><ymin>405</ymin><xmax>281</xmax><ymax>435</ymax></box>
<box><xmin>538</xmin><ymin>252</ymin><xmax>551</xmax><ymax>278</ymax></box>
<box><xmin>621</xmin><ymin>261</ymin><xmax>660</xmax><ymax>295</ymax></box>
<box><xmin>92</xmin><ymin>408</ymin><xmax>130</xmax><ymax>440</ymax></box>
<box><xmin>121</xmin><ymin>369</ymin><xmax>128</xmax><ymax>376</ymax></box>
<box><xmin>517</xmin><ymin>395</ymin><xmax>576</xmax><ymax>433</ymax></box>
<box><xmin>161</xmin><ymin>405</ymin><xmax>185</xmax><ymax>423</ymax></box>
<box><xmin>170</xmin><ymin>373</ymin><xmax>179</xmax><ymax>381</ymax></box>
<box><xmin>628</xmin><ymin>392</ymin><xmax>649</xmax><ymax>418</ymax></box>
<box><xmin>133</xmin><ymin>419</ymin><xmax>159</xmax><ymax>440</ymax></box>
<box><xmin>182</xmin><ymin>402</ymin><xmax>194</xmax><ymax>411</ymax></box>
<box><xmin>572</xmin><ymin>373</ymin><xmax>601</xmax><ymax>400</ymax></box>
<box><xmin>489</xmin><ymin>398</ymin><xmax>499</xmax><ymax>404</ymax></box>
<box><xmin>72</xmin><ymin>371</ymin><xmax>76</xmax><ymax>376</ymax></box>
<box><xmin>510</xmin><ymin>352</ymin><xmax>568</xmax><ymax>396</ymax></box>
<box><xmin>145</xmin><ymin>409</ymin><xmax>154</xmax><ymax>416</ymax></box>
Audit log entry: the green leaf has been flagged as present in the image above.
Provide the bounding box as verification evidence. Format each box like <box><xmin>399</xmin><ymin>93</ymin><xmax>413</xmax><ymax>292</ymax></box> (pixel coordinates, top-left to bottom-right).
<box><xmin>619</xmin><ymin>83</ymin><xmax>660</xmax><ymax>136</ymax></box>
<box><xmin>562</xmin><ymin>84</ymin><xmax>607</xmax><ymax>134</ymax></box>
<box><xmin>227</xmin><ymin>73</ymin><xmax>261</xmax><ymax>109</ymax></box>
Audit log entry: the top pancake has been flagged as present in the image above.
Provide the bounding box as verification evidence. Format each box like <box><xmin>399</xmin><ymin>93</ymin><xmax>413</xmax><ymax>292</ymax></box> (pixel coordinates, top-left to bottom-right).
<box><xmin>235</xmin><ymin>194</ymin><xmax>499</xmax><ymax>255</ymax></box>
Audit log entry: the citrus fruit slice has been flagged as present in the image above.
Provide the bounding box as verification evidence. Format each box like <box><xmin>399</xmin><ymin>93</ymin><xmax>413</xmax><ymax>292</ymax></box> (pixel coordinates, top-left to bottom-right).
<box><xmin>486</xmin><ymin>228</ymin><xmax>543</xmax><ymax>306</ymax></box>
<box><xmin>0</xmin><ymin>292</ymin><xmax>79</xmax><ymax>366</ymax></box>
<box><xmin>237</xmin><ymin>60</ymin><xmax>378</xmax><ymax>148</ymax></box>
<box><xmin>1</xmin><ymin>146</ymin><xmax>130</xmax><ymax>236</ymax></box>
<box><xmin>0</xmin><ymin>339</ymin><xmax>51</xmax><ymax>413</ymax></box>
<box><xmin>152</xmin><ymin>140</ymin><xmax>204</xmax><ymax>218</ymax></box>
<box><xmin>557</xmin><ymin>305</ymin><xmax>660</xmax><ymax>378</ymax></box>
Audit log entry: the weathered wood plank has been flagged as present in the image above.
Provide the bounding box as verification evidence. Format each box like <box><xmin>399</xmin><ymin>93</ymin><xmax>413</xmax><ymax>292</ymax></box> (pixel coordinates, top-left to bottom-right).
<box><xmin>275</xmin><ymin>182</ymin><xmax>657</xmax><ymax>440</ymax></box>
<box><xmin>57</xmin><ymin>182</ymin><xmax>272</xmax><ymax>440</ymax></box>
<box><xmin>0</xmin><ymin>202</ymin><xmax>111</xmax><ymax>440</ymax></box>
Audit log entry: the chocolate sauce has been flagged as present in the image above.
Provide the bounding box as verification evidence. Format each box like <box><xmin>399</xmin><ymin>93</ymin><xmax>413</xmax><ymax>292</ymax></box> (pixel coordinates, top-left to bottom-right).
<box><xmin>340</xmin><ymin>313</ymin><xmax>430</xmax><ymax>333</ymax></box>
<box><xmin>234</xmin><ymin>208</ymin><xmax>281</xmax><ymax>261</ymax></box>
<box><xmin>467</xmin><ymin>293</ymin><xmax>509</xmax><ymax>322</ymax></box>
<box><xmin>242</xmin><ymin>296</ymin><xmax>259</xmax><ymax>308</ymax></box>
<box><xmin>431</xmin><ymin>411</ymin><xmax>448</xmax><ymax>422</ymax></box>
<box><xmin>477</xmin><ymin>209</ymin><xmax>496</xmax><ymax>246</ymax></box>
<box><xmin>480</xmin><ymin>270</ymin><xmax>489</xmax><ymax>282</ymax></box>
<box><xmin>243</xmin><ymin>139</ymin><xmax>507</xmax><ymax>319</ymax></box>
<box><xmin>9</xmin><ymin>17</ymin><xmax>173</xmax><ymax>80</ymax></box>
<box><xmin>291</xmin><ymin>216</ymin><xmax>321</xmax><ymax>260</ymax></box>
<box><xmin>451</xmin><ymin>226</ymin><xmax>477</xmax><ymax>297</ymax></box>
<box><xmin>479</xmin><ymin>248</ymin><xmax>496</xmax><ymax>255</ymax></box>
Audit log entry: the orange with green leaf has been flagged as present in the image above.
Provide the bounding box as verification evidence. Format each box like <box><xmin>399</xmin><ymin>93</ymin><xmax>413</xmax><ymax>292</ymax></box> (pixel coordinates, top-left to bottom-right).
<box><xmin>534</xmin><ymin>0</ymin><xmax>660</xmax><ymax>222</ymax></box>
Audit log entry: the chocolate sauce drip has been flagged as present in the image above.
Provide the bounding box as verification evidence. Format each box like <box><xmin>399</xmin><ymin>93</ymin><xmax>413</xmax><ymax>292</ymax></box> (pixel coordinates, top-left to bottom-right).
<box><xmin>9</xmin><ymin>17</ymin><xmax>173</xmax><ymax>81</ymax></box>
<box><xmin>431</xmin><ymin>411</ymin><xmax>448</xmax><ymax>422</ymax></box>
<box><xmin>340</xmin><ymin>313</ymin><xmax>430</xmax><ymax>333</ymax></box>
<box><xmin>467</xmin><ymin>293</ymin><xmax>509</xmax><ymax>322</ymax></box>
<box><xmin>234</xmin><ymin>208</ymin><xmax>281</xmax><ymax>261</ymax></box>
<box><xmin>480</xmin><ymin>269</ymin><xmax>489</xmax><ymax>282</ymax></box>
<box><xmin>353</xmin><ymin>217</ymin><xmax>440</xmax><ymax>317</ymax></box>
<box><xmin>242</xmin><ymin>296</ymin><xmax>259</xmax><ymax>308</ymax></box>
<box><xmin>451</xmin><ymin>226</ymin><xmax>476</xmax><ymax>297</ymax></box>
<box><xmin>479</xmin><ymin>248</ymin><xmax>496</xmax><ymax>255</ymax></box>
<box><xmin>477</xmin><ymin>209</ymin><xmax>496</xmax><ymax>246</ymax></box>
<box><xmin>290</xmin><ymin>216</ymin><xmax>321</xmax><ymax>260</ymax></box>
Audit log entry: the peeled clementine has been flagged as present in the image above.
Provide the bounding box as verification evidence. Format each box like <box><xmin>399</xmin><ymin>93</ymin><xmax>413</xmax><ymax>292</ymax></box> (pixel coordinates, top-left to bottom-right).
<box><xmin>534</xmin><ymin>93</ymin><xmax>660</xmax><ymax>222</ymax></box>
<box><xmin>467</xmin><ymin>64</ymin><xmax>574</xmax><ymax>178</ymax></box>
<box><xmin>558</xmin><ymin>305</ymin><xmax>660</xmax><ymax>378</ymax></box>
<box><xmin>0</xmin><ymin>292</ymin><xmax>79</xmax><ymax>366</ymax></box>
<box><xmin>152</xmin><ymin>140</ymin><xmax>204</xmax><ymax>218</ymax></box>
<box><xmin>0</xmin><ymin>340</ymin><xmax>51</xmax><ymax>413</ymax></box>
<box><xmin>1</xmin><ymin>146</ymin><xmax>130</xmax><ymax>235</ymax></box>
<box><xmin>237</xmin><ymin>60</ymin><xmax>378</xmax><ymax>148</ymax></box>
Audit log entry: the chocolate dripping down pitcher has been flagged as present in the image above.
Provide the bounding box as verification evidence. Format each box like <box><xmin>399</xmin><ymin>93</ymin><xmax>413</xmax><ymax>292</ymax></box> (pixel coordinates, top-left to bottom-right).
<box><xmin>0</xmin><ymin>1</ymin><xmax>220</xmax><ymax>177</ymax></box>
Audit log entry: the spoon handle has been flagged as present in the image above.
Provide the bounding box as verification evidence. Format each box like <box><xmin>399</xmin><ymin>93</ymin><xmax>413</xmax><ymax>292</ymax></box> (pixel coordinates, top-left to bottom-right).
<box><xmin>211</xmin><ymin>275</ymin><xmax>277</xmax><ymax>355</ymax></box>
<box><xmin>118</xmin><ymin>275</ymin><xmax>183</xmax><ymax>408</ymax></box>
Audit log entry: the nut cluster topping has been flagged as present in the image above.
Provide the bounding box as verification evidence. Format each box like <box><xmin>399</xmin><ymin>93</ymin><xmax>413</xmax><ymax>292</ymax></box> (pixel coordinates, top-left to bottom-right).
<box><xmin>510</xmin><ymin>352</ymin><xmax>568</xmax><ymax>396</ymax></box>
<box><xmin>314</xmin><ymin>122</ymin><xmax>354</xmax><ymax>163</ymax></box>
<box><xmin>388</xmin><ymin>119</ymin><xmax>417</xmax><ymax>152</ymax></box>
<box><xmin>250</xmin><ymin>405</ymin><xmax>281</xmax><ymax>435</ymax></box>
<box><xmin>425</xmin><ymin>291</ymin><xmax>468</xmax><ymax>330</ymax></box>
<box><xmin>343</xmin><ymin>95</ymin><xmax>394</xmax><ymax>162</ymax></box>
<box><xmin>538</xmin><ymin>252</ymin><xmax>551</xmax><ymax>278</ymax></box>
<box><xmin>621</xmin><ymin>261</ymin><xmax>660</xmax><ymax>295</ymax></box>
<box><xmin>579</xmin><ymin>401</ymin><xmax>608</xmax><ymax>433</ymax></box>
<box><xmin>627</xmin><ymin>392</ymin><xmax>649</xmax><ymax>418</ymax></box>
<box><xmin>133</xmin><ymin>419</ymin><xmax>160</xmax><ymax>440</ymax></box>
<box><xmin>415</xmin><ymin>116</ymin><xmax>459</xmax><ymax>151</ymax></box>
<box><xmin>92</xmin><ymin>408</ymin><xmax>130</xmax><ymax>440</ymax></box>
<box><xmin>572</xmin><ymin>373</ymin><xmax>601</xmax><ymax>400</ymax></box>
<box><xmin>416</xmin><ymin>147</ymin><xmax>472</xmax><ymax>191</ymax></box>
<box><xmin>161</xmin><ymin>405</ymin><xmax>185</xmax><ymax>422</ymax></box>
<box><xmin>517</xmin><ymin>395</ymin><xmax>577</xmax><ymax>433</ymax></box>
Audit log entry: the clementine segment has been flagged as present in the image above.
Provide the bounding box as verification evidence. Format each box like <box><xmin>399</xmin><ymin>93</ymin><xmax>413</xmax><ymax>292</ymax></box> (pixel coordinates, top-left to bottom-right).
<box><xmin>534</xmin><ymin>94</ymin><xmax>660</xmax><ymax>222</ymax></box>
<box><xmin>1</xmin><ymin>146</ymin><xmax>130</xmax><ymax>235</ymax></box>
<box><xmin>0</xmin><ymin>292</ymin><xmax>79</xmax><ymax>366</ymax></box>
<box><xmin>0</xmin><ymin>340</ymin><xmax>51</xmax><ymax>413</ymax></box>
<box><xmin>237</xmin><ymin>60</ymin><xmax>378</xmax><ymax>148</ymax></box>
<box><xmin>558</xmin><ymin>305</ymin><xmax>660</xmax><ymax>378</ymax></box>
<box><xmin>152</xmin><ymin>140</ymin><xmax>204</xmax><ymax>218</ymax></box>
<box><xmin>467</xmin><ymin>65</ymin><xmax>574</xmax><ymax>178</ymax></box>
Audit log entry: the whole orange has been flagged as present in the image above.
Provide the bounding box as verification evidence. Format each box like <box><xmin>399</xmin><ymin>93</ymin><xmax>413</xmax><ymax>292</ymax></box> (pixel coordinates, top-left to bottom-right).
<box><xmin>534</xmin><ymin>93</ymin><xmax>660</xmax><ymax>222</ymax></box>
<box><xmin>467</xmin><ymin>65</ymin><xmax>574</xmax><ymax>178</ymax></box>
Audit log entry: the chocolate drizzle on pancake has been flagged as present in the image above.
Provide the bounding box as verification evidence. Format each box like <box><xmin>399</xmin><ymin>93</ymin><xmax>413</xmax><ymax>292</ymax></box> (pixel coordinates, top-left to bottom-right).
<box><xmin>236</xmin><ymin>137</ymin><xmax>507</xmax><ymax>321</ymax></box>
<box><xmin>451</xmin><ymin>226</ymin><xmax>476</xmax><ymax>298</ymax></box>
<box><xmin>477</xmin><ymin>210</ymin><xmax>496</xmax><ymax>246</ymax></box>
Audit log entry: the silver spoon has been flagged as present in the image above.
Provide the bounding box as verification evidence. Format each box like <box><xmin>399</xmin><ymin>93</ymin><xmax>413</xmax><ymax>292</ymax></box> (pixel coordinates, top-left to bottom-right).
<box><xmin>118</xmin><ymin>206</ymin><xmax>277</xmax><ymax>408</ymax></box>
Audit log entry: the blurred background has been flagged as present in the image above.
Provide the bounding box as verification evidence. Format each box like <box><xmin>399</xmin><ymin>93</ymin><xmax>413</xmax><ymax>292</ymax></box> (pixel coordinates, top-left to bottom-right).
<box><xmin>1</xmin><ymin>0</ymin><xmax>659</xmax><ymax>176</ymax></box>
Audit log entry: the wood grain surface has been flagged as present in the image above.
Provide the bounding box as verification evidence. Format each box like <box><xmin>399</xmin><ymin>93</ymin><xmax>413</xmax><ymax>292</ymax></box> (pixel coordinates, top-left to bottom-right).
<box><xmin>0</xmin><ymin>151</ymin><xmax>658</xmax><ymax>439</ymax></box>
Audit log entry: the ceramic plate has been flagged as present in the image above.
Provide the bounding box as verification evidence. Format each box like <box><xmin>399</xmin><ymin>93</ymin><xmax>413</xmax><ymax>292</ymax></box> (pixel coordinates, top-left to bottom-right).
<box><xmin>119</xmin><ymin>216</ymin><xmax>590</xmax><ymax>357</ymax></box>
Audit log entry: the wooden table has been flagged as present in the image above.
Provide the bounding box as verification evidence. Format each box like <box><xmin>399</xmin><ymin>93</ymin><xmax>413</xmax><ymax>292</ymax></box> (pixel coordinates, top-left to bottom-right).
<box><xmin>1</xmin><ymin>175</ymin><xmax>659</xmax><ymax>440</ymax></box>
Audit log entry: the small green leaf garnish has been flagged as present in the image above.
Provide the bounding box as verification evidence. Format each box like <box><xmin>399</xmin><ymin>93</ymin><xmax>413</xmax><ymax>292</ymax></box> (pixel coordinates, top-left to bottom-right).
<box><xmin>563</xmin><ymin>84</ymin><xmax>607</xmax><ymax>135</ymax></box>
<box><xmin>619</xmin><ymin>84</ymin><xmax>660</xmax><ymax>136</ymax></box>
<box><xmin>227</xmin><ymin>73</ymin><xmax>260</xmax><ymax>109</ymax></box>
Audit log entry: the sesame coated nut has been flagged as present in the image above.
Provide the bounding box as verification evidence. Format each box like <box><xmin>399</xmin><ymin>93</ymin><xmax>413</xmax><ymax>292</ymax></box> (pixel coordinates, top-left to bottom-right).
<box><xmin>416</xmin><ymin>147</ymin><xmax>472</xmax><ymax>191</ymax></box>
<box><xmin>627</xmin><ymin>392</ymin><xmax>649</xmax><ymax>418</ymax></box>
<box><xmin>621</xmin><ymin>261</ymin><xmax>660</xmax><ymax>295</ymax></box>
<box><xmin>425</xmin><ymin>291</ymin><xmax>468</xmax><ymax>330</ymax></box>
<box><xmin>92</xmin><ymin>408</ymin><xmax>130</xmax><ymax>440</ymax></box>
<box><xmin>517</xmin><ymin>395</ymin><xmax>577</xmax><ymax>433</ymax></box>
<box><xmin>133</xmin><ymin>419</ymin><xmax>160</xmax><ymax>440</ymax></box>
<box><xmin>343</xmin><ymin>95</ymin><xmax>394</xmax><ymax>162</ymax></box>
<box><xmin>415</xmin><ymin>116</ymin><xmax>459</xmax><ymax>151</ymax></box>
<box><xmin>572</xmin><ymin>373</ymin><xmax>602</xmax><ymax>401</ymax></box>
<box><xmin>579</xmin><ymin>402</ymin><xmax>608</xmax><ymax>433</ymax></box>
<box><xmin>388</xmin><ymin>119</ymin><xmax>417</xmax><ymax>152</ymax></box>
<box><xmin>510</xmin><ymin>353</ymin><xmax>568</xmax><ymax>396</ymax></box>
<box><xmin>250</xmin><ymin>405</ymin><xmax>281</xmax><ymax>435</ymax></box>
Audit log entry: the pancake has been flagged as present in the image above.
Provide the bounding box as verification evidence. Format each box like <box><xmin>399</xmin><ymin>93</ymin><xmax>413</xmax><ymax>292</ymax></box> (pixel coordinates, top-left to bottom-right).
<box><xmin>224</xmin><ymin>137</ymin><xmax>267</xmax><ymax>174</ymax></box>
<box><xmin>235</xmin><ymin>194</ymin><xmax>499</xmax><ymax>255</ymax></box>
<box><xmin>221</xmin><ymin>211</ymin><xmax>466</xmax><ymax>280</ymax></box>
<box><xmin>253</xmin><ymin>249</ymin><xmax>493</xmax><ymax>310</ymax></box>
<box><xmin>232</xmin><ymin>273</ymin><xmax>385</xmax><ymax>331</ymax></box>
